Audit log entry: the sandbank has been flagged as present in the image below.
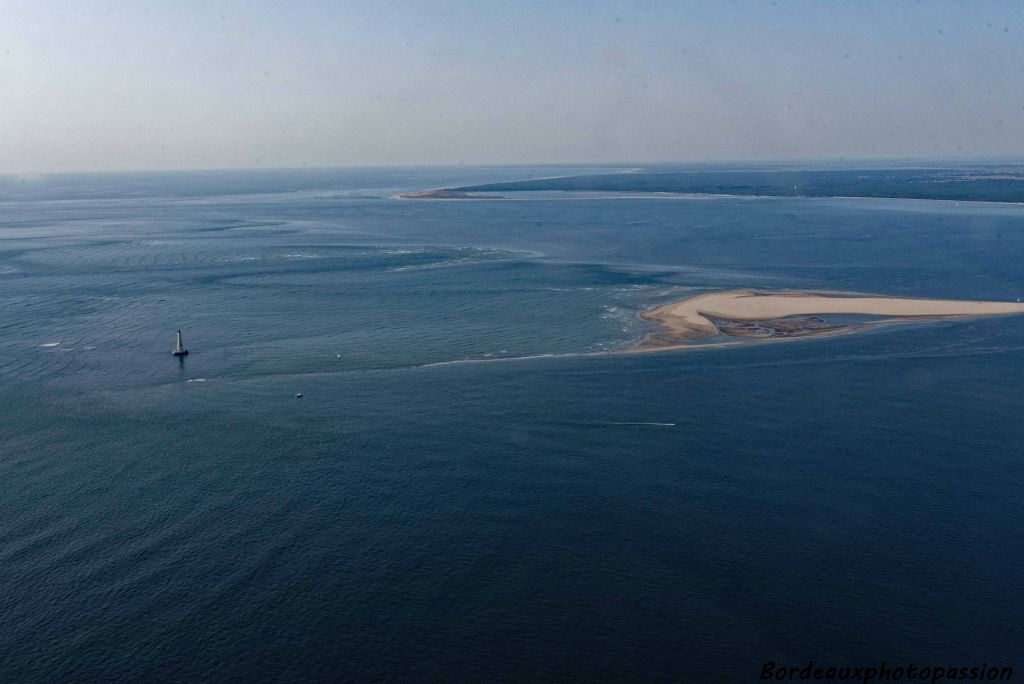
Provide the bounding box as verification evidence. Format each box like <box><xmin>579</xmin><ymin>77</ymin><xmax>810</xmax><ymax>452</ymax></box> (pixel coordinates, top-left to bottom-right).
<box><xmin>636</xmin><ymin>289</ymin><xmax>1024</xmax><ymax>350</ymax></box>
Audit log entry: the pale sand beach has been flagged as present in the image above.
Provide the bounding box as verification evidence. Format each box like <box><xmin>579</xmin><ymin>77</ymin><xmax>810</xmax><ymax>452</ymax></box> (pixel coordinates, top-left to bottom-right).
<box><xmin>637</xmin><ymin>289</ymin><xmax>1024</xmax><ymax>350</ymax></box>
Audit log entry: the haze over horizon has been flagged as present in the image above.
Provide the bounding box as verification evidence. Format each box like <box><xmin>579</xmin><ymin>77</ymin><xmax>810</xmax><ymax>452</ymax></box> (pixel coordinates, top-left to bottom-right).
<box><xmin>3</xmin><ymin>0</ymin><xmax>1024</xmax><ymax>174</ymax></box>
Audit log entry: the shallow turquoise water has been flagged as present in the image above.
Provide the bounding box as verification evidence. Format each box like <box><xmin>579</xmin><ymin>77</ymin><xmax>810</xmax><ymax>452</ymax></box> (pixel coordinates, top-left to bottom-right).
<box><xmin>2</xmin><ymin>168</ymin><xmax>1023</xmax><ymax>681</ymax></box>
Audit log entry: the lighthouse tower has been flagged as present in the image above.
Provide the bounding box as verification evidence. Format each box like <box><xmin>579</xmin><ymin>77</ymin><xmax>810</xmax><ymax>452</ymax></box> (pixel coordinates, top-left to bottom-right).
<box><xmin>172</xmin><ymin>330</ymin><xmax>189</xmax><ymax>356</ymax></box>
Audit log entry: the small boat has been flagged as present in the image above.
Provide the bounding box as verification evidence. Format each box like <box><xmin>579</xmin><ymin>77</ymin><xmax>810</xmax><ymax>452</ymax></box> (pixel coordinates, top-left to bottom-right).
<box><xmin>295</xmin><ymin>393</ymin><xmax>303</xmax><ymax>398</ymax></box>
<box><xmin>171</xmin><ymin>330</ymin><xmax>189</xmax><ymax>356</ymax></box>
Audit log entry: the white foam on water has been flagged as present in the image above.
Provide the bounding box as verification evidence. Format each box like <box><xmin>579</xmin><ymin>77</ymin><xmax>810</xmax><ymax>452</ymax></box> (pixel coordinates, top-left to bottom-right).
<box><xmin>416</xmin><ymin>351</ymin><xmax>596</xmax><ymax>369</ymax></box>
<box><xmin>606</xmin><ymin>422</ymin><xmax>676</xmax><ymax>427</ymax></box>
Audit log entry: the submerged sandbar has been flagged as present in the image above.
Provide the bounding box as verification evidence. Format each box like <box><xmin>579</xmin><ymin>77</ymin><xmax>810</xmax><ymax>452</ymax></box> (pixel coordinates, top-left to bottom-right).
<box><xmin>637</xmin><ymin>289</ymin><xmax>1024</xmax><ymax>350</ymax></box>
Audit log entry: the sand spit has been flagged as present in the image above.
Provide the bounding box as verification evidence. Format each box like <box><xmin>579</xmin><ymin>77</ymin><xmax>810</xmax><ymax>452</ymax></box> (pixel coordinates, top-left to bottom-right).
<box><xmin>636</xmin><ymin>289</ymin><xmax>1024</xmax><ymax>350</ymax></box>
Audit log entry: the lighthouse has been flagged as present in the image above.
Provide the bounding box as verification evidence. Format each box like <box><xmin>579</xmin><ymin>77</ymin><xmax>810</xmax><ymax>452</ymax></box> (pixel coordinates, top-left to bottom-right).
<box><xmin>172</xmin><ymin>330</ymin><xmax>189</xmax><ymax>356</ymax></box>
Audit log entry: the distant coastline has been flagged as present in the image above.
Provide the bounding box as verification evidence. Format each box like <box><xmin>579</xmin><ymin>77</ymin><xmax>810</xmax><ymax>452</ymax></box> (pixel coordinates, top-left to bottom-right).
<box><xmin>398</xmin><ymin>166</ymin><xmax>1024</xmax><ymax>204</ymax></box>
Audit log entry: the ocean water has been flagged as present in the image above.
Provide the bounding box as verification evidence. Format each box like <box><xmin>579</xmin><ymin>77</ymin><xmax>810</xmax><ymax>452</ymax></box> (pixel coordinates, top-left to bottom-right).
<box><xmin>2</xmin><ymin>167</ymin><xmax>1023</xmax><ymax>682</ymax></box>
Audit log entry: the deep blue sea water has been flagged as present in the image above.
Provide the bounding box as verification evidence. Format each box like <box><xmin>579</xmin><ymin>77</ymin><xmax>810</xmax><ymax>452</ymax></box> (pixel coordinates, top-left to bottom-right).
<box><xmin>2</xmin><ymin>167</ymin><xmax>1023</xmax><ymax>682</ymax></box>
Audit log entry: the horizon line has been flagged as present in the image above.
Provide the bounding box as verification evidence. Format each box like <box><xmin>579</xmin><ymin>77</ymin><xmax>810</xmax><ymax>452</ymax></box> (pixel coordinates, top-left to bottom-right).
<box><xmin>4</xmin><ymin>156</ymin><xmax>1024</xmax><ymax>178</ymax></box>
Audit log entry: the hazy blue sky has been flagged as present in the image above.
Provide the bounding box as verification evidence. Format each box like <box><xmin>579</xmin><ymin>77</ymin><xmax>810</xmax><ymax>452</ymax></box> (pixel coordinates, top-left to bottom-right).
<box><xmin>3</xmin><ymin>1</ymin><xmax>1023</xmax><ymax>173</ymax></box>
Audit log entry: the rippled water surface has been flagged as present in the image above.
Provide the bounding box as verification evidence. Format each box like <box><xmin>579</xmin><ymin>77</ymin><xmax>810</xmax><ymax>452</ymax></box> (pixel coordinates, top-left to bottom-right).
<box><xmin>2</xmin><ymin>168</ymin><xmax>1023</xmax><ymax>681</ymax></box>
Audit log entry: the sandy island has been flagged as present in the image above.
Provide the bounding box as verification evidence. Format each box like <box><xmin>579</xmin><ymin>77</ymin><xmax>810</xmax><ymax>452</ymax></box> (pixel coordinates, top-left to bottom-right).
<box><xmin>636</xmin><ymin>289</ymin><xmax>1024</xmax><ymax>351</ymax></box>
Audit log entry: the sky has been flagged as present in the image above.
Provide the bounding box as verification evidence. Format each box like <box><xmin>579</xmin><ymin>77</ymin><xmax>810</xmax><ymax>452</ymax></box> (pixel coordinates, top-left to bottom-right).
<box><xmin>2</xmin><ymin>0</ymin><xmax>1024</xmax><ymax>173</ymax></box>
